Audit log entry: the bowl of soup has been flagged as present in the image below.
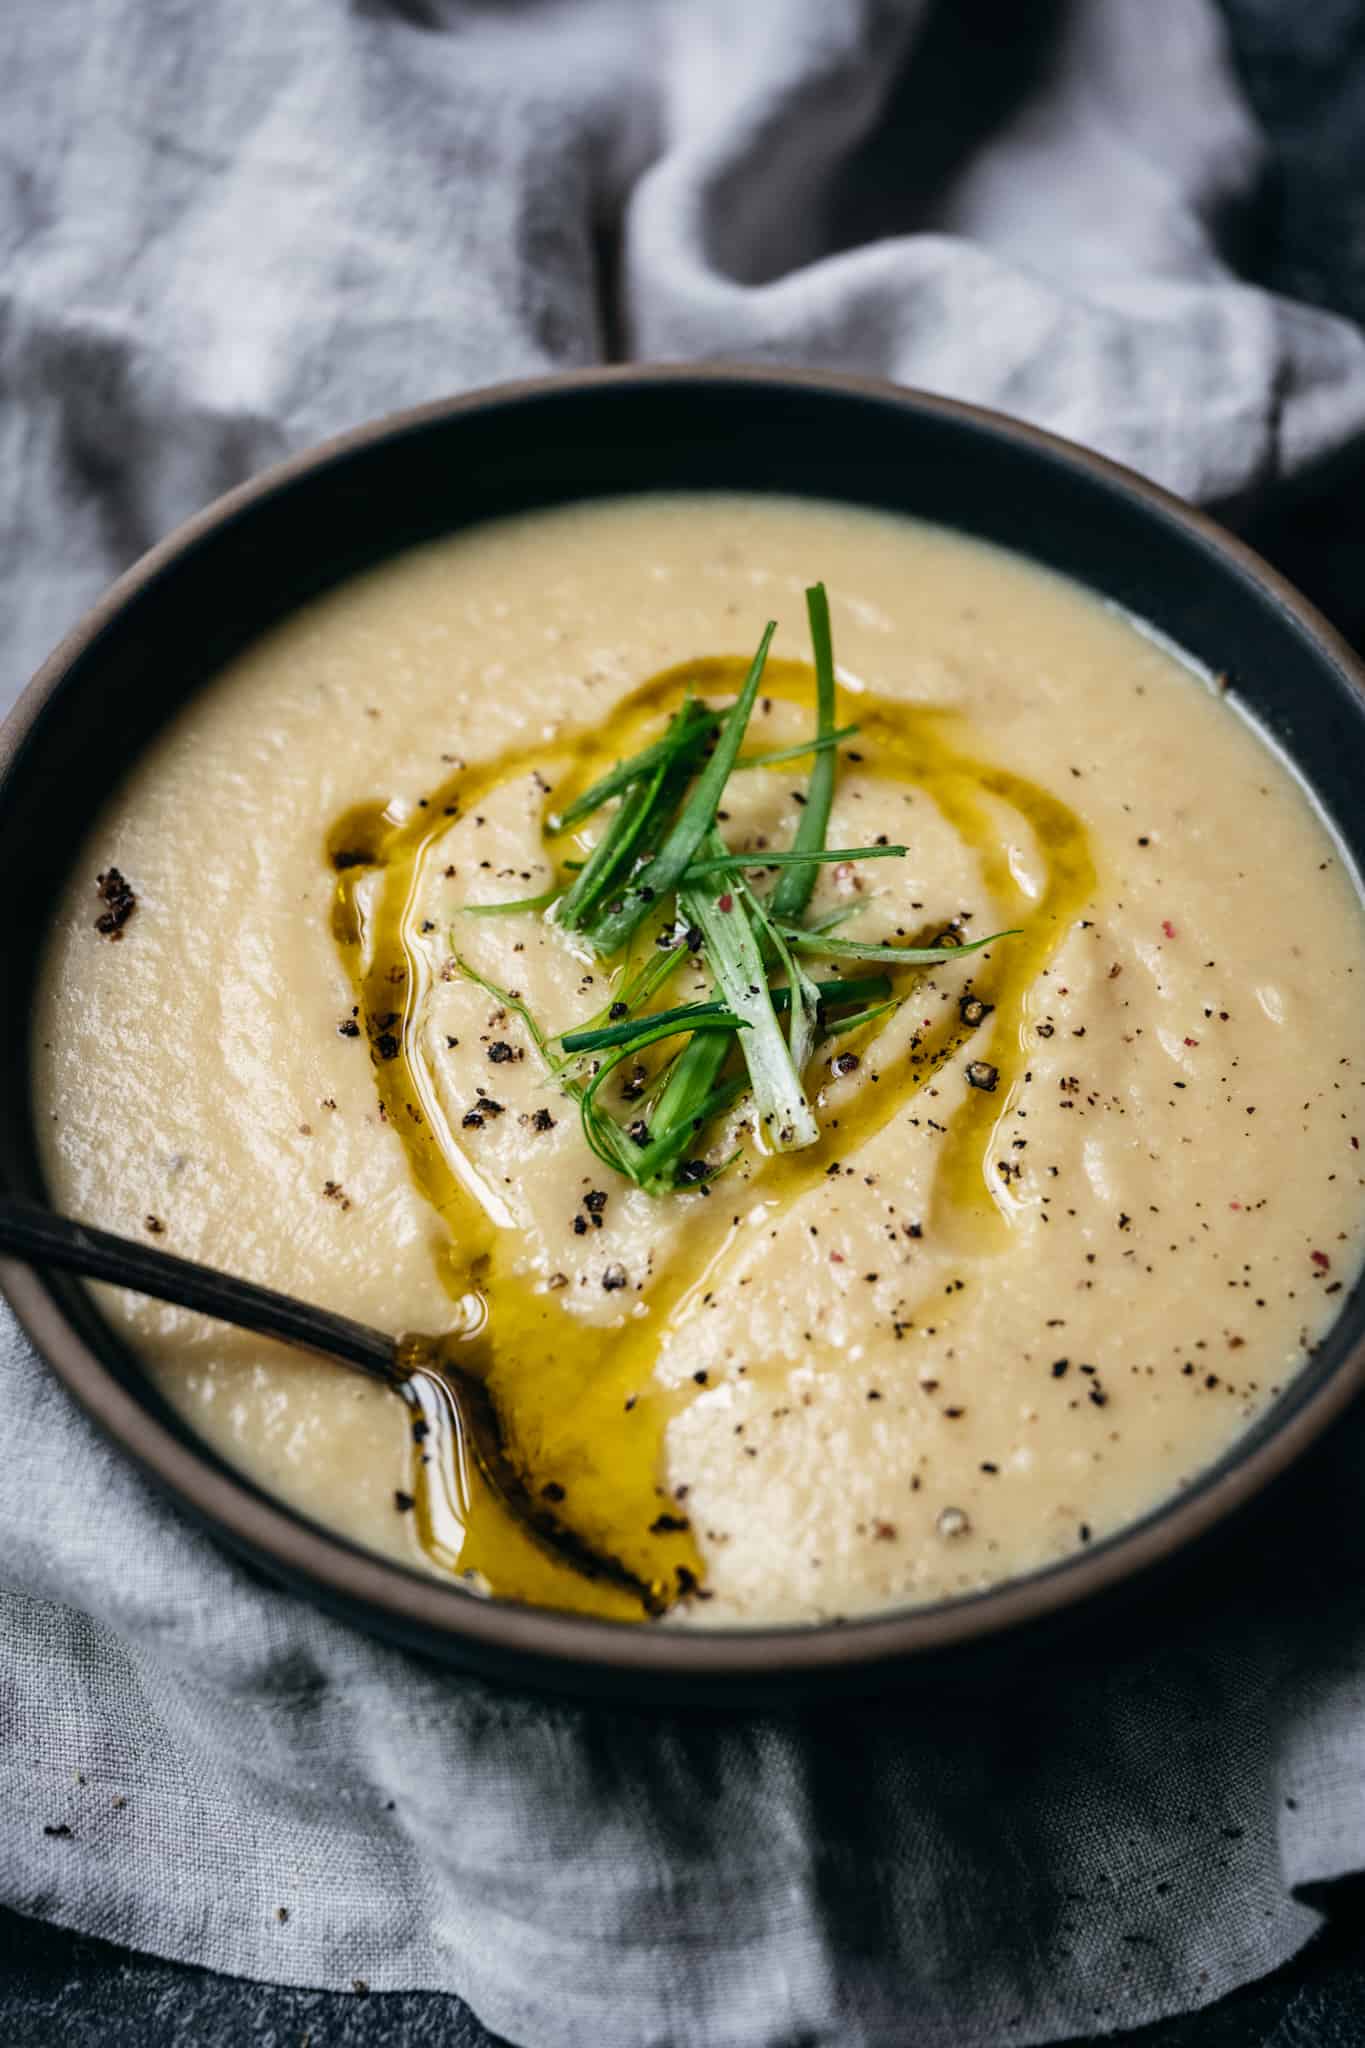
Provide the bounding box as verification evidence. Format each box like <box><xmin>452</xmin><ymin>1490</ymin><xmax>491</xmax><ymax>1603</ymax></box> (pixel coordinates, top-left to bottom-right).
<box><xmin>4</xmin><ymin>366</ymin><xmax>1364</xmax><ymax>1698</ymax></box>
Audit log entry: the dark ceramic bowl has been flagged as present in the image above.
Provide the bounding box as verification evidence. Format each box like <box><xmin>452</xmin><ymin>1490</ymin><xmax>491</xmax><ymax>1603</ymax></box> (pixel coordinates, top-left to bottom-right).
<box><xmin>4</xmin><ymin>366</ymin><xmax>1365</xmax><ymax>1702</ymax></box>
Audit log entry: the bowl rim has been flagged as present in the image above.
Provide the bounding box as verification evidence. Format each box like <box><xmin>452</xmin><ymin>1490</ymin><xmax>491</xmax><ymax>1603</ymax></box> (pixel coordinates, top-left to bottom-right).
<box><xmin>6</xmin><ymin>358</ymin><xmax>1365</xmax><ymax>1681</ymax></box>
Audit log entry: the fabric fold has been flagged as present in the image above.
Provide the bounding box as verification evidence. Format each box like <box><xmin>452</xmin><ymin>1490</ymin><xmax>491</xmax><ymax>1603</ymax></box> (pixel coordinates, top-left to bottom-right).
<box><xmin>4</xmin><ymin>3</ymin><xmax>1365</xmax><ymax>2044</ymax></box>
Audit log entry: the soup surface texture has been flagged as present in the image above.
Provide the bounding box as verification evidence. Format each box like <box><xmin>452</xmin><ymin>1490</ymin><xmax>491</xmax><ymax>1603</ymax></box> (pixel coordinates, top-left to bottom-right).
<box><xmin>33</xmin><ymin>493</ymin><xmax>1365</xmax><ymax>1626</ymax></box>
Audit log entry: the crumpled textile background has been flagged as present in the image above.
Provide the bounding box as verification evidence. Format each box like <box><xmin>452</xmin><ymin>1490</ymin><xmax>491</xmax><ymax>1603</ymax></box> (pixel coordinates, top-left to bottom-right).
<box><xmin>4</xmin><ymin>3</ymin><xmax>1365</xmax><ymax>2045</ymax></box>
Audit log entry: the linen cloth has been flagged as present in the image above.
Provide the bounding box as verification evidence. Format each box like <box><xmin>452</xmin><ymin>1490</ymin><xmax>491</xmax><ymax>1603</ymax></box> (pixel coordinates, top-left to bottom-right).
<box><xmin>4</xmin><ymin>3</ymin><xmax>1365</xmax><ymax>2042</ymax></box>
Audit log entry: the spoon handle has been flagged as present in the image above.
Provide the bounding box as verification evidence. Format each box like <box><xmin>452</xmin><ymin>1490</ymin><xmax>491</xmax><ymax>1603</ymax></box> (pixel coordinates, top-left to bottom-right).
<box><xmin>0</xmin><ymin>1198</ymin><xmax>397</xmax><ymax>1381</ymax></box>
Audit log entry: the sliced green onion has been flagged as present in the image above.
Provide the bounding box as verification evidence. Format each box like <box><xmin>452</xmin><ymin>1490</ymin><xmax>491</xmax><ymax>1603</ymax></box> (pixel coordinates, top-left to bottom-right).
<box><xmin>444</xmin><ymin>947</ymin><xmax>556</xmax><ymax>1068</ymax></box>
<box><xmin>803</xmin><ymin>904</ymin><xmax>860</xmax><ymax>936</ymax></box>
<box><xmin>555</xmin><ymin>753</ymin><xmax>668</xmax><ymax>933</ymax></box>
<box><xmin>825</xmin><ymin>997</ymin><xmax>901</xmax><ymax>1037</ymax></box>
<box><xmin>733</xmin><ymin>862</ymin><xmax>824</xmax><ymax>1079</ymax></box>
<box><xmin>776</xmin><ymin>923</ymin><xmax>1020</xmax><ymax>966</ymax></box>
<box><xmin>770</xmin><ymin>583</ymin><xmax>838</xmax><ymax>923</ymax></box>
<box><xmin>617</xmin><ymin>940</ymin><xmax>691</xmax><ymax>1009</ymax></box>
<box><xmin>454</xmin><ymin>888</ymin><xmax>559</xmax><ymax>917</ymax></box>
<box><xmin>680</xmin><ymin>856</ymin><xmax>818</xmax><ymax>1152</ymax></box>
<box><xmin>439</xmin><ymin>581</ymin><xmax>1031</xmax><ymax>1202</ymax></box>
<box><xmin>561</xmin><ymin>998</ymin><xmax>730</xmax><ymax>1054</ymax></box>
<box><xmin>578</xmin><ymin>1083</ymin><xmax>648</xmax><ymax>1181</ymax></box>
<box><xmin>547</xmin><ymin>699</ymin><xmax>717</xmax><ymax>835</ymax></box>
<box><xmin>556</xmin><ymin>699</ymin><xmax>723</xmax><ymax>933</ymax></box>
<box><xmin>630</xmin><ymin>1018</ymin><xmax>744</xmax><ymax>1190</ymax></box>
<box><xmin>559</xmin><ymin>974</ymin><xmax>890</xmax><ymax>1055</ymax></box>
<box><xmin>578</xmin><ymin>1016</ymin><xmax>741</xmax><ymax>1182</ymax></box>
<box><xmin>667</xmin><ymin>1143</ymin><xmax>745</xmax><ymax>1194</ymax></box>
<box><xmin>549</xmin><ymin>941</ymin><xmax>690</xmax><ymax>1057</ymax></box>
<box><xmin>679</xmin><ymin>843</ymin><xmax>905</xmax><ymax>881</ymax></box>
<box><xmin>638</xmin><ymin>1073</ymin><xmax>749</xmax><ymax>1192</ymax></box>
<box><xmin>806</xmin><ymin>973</ymin><xmax>892</xmax><ymax>1009</ymax></box>
<box><xmin>637</xmin><ymin>1025</ymin><xmax>730</xmax><ymax>1130</ymax></box>
<box><xmin>737</xmin><ymin>723</ymin><xmax>860</xmax><ymax>770</ymax></box>
<box><xmin>585</xmin><ymin>622</ymin><xmax>776</xmax><ymax>957</ymax></box>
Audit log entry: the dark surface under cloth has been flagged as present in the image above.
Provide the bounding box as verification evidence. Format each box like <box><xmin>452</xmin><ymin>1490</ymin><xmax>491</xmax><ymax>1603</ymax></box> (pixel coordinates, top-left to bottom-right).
<box><xmin>3</xmin><ymin>2</ymin><xmax>1365</xmax><ymax>2043</ymax></box>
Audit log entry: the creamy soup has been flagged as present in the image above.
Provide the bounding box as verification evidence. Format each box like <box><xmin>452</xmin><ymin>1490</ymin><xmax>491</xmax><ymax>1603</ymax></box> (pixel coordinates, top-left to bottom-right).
<box><xmin>33</xmin><ymin>494</ymin><xmax>1365</xmax><ymax>1626</ymax></box>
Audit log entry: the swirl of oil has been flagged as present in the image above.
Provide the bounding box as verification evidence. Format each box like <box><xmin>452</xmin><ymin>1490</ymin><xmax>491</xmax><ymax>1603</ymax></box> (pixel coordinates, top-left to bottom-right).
<box><xmin>326</xmin><ymin>656</ymin><xmax>1093</xmax><ymax>1619</ymax></box>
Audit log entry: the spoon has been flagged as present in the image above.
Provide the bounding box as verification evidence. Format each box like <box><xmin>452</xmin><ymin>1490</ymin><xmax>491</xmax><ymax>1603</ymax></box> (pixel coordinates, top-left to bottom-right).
<box><xmin>0</xmin><ymin>1197</ymin><xmax>659</xmax><ymax>1612</ymax></box>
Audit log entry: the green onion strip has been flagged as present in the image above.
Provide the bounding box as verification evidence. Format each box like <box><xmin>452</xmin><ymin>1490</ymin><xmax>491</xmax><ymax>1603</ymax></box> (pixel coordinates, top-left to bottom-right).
<box><xmin>438</xmin><ymin>587</ymin><xmax>1019</xmax><ymax>1191</ymax></box>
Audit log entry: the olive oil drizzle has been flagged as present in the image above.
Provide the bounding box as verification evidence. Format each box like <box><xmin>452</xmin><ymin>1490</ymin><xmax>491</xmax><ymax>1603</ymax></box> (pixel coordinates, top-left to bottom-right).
<box><xmin>326</xmin><ymin>654</ymin><xmax>1094</xmax><ymax>1620</ymax></box>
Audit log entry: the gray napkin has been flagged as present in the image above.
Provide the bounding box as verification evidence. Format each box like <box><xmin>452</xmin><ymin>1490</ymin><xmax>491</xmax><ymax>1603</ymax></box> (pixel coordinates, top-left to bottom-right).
<box><xmin>4</xmin><ymin>3</ymin><xmax>1365</xmax><ymax>2043</ymax></box>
